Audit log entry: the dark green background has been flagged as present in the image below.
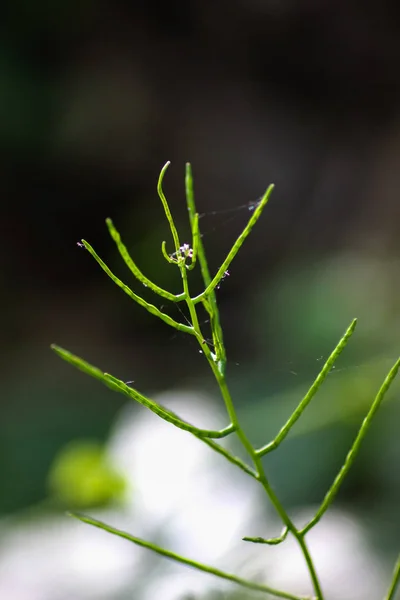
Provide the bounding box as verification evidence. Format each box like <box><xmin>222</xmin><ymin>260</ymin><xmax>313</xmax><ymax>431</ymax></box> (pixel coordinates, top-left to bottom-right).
<box><xmin>1</xmin><ymin>0</ymin><xmax>399</xmax><ymax>587</ymax></box>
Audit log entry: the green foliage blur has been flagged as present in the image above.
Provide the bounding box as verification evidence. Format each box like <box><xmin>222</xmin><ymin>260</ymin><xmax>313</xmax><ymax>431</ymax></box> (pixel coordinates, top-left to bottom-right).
<box><xmin>47</xmin><ymin>440</ymin><xmax>126</xmax><ymax>509</ymax></box>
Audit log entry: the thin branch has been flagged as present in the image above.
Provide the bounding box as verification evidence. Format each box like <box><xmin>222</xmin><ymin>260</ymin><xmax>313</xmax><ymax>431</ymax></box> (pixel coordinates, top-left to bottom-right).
<box><xmin>157</xmin><ymin>161</ymin><xmax>181</xmax><ymax>256</ymax></box>
<box><xmin>81</xmin><ymin>239</ymin><xmax>191</xmax><ymax>333</ymax></box>
<box><xmin>384</xmin><ymin>555</ymin><xmax>400</xmax><ymax>600</ymax></box>
<box><xmin>193</xmin><ymin>183</ymin><xmax>274</xmax><ymax>304</ymax></box>
<box><xmin>185</xmin><ymin>163</ymin><xmax>226</xmax><ymax>370</ymax></box>
<box><xmin>197</xmin><ymin>436</ymin><xmax>258</xmax><ymax>480</ymax></box>
<box><xmin>301</xmin><ymin>358</ymin><xmax>400</xmax><ymax>536</ymax></box>
<box><xmin>105</xmin><ymin>373</ymin><xmax>235</xmax><ymax>439</ymax></box>
<box><xmin>243</xmin><ymin>527</ymin><xmax>289</xmax><ymax>545</ymax></box>
<box><xmin>106</xmin><ymin>218</ymin><xmax>181</xmax><ymax>302</ymax></box>
<box><xmin>70</xmin><ymin>513</ymin><xmax>313</xmax><ymax>600</ymax></box>
<box><xmin>51</xmin><ymin>346</ymin><xmax>235</xmax><ymax>439</ymax></box>
<box><xmin>257</xmin><ymin>319</ymin><xmax>357</xmax><ymax>457</ymax></box>
<box><xmin>187</xmin><ymin>212</ymin><xmax>199</xmax><ymax>271</ymax></box>
<box><xmin>161</xmin><ymin>239</ymin><xmax>177</xmax><ymax>264</ymax></box>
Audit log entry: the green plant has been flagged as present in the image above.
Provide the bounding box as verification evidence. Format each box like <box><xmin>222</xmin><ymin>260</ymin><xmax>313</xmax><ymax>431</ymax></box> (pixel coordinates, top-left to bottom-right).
<box><xmin>51</xmin><ymin>162</ymin><xmax>400</xmax><ymax>600</ymax></box>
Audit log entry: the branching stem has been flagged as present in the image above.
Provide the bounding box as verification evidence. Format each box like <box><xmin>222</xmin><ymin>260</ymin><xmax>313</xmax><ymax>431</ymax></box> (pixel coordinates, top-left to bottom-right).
<box><xmin>53</xmin><ymin>162</ymin><xmax>399</xmax><ymax>600</ymax></box>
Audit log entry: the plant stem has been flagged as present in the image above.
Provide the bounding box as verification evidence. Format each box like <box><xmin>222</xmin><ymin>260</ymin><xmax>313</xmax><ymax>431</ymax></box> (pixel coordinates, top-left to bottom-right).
<box><xmin>257</xmin><ymin>319</ymin><xmax>357</xmax><ymax>457</ymax></box>
<box><xmin>300</xmin><ymin>357</ymin><xmax>400</xmax><ymax>536</ymax></box>
<box><xmin>71</xmin><ymin>513</ymin><xmax>312</xmax><ymax>600</ymax></box>
<box><xmin>208</xmin><ymin>358</ymin><xmax>325</xmax><ymax>600</ymax></box>
<box><xmin>384</xmin><ymin>555</ymin><xmax>400</xmax><ymax>600</ymax></box>
<box><xmin>185</xmin><ymin>163</ymin><xmax>226</xmax><ymax>371</ymax></box>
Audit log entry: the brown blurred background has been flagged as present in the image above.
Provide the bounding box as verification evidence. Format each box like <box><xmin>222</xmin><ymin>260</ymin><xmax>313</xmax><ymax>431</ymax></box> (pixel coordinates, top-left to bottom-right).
<box><xmin>1</xmin><ymin>0</ymin><xmax>399</xmax><ymax>579</ymax></box>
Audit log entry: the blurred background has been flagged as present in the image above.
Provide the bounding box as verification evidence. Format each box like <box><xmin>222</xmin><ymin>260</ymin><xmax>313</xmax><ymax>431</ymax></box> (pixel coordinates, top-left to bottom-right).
<box><xmin>1</xmin><ymin>0</ymin><xmax>400</xmax><ymax>598</ymax></box>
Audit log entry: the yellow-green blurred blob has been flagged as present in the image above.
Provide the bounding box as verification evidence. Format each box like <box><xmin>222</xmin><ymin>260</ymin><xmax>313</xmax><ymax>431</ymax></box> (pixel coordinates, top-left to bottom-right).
<box><xmin>47</xmin><ymin>440</ymin><xmax>127</xmax><ymax>509</ymax></box>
